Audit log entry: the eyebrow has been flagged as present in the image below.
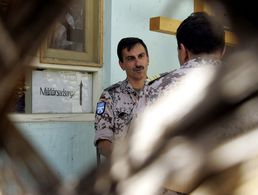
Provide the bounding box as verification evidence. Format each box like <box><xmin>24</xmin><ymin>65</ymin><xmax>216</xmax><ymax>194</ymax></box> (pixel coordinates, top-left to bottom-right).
<box><xmin>138</xmin><ymin>52</ymin><xmax>146</xmax><ymax>56</ymax></box>
<box><xmin>125</xmin><ymin>55</ymin><xmax>135</xmax><ymax>60</ymax></box>
<box><xmin>125</xmin><ymin>52</ymin><xmax>146</xmax><ymax>58</ymax></box>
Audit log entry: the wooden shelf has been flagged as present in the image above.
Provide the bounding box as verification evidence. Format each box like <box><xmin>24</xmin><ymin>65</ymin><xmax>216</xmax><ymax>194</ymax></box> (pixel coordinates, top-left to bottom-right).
<box><xmin>150</xmin><ymin>16</ymin><xmax>237</xmax><ymax>46</ymax></box>
<box><xmin>150</xmin><ymin>16</ymin><xmax>181</xmax><ymax>35</ymax></box>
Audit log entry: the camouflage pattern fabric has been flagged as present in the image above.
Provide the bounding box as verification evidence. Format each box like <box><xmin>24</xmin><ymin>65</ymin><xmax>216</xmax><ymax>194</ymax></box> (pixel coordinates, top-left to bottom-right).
<box><xmin>147</xmin><ymin>57</ymin><xmax>222</xmax><ymax>103</ymax></box>
<box><xmin>132</xmin><ymin>57</ymin><xmax>222</xmax><ymax>121</ymax></box>
<box><xmin>94</xmin><ymin>79</ymin><xmax>148</xmax><ymax>144</ymax></box>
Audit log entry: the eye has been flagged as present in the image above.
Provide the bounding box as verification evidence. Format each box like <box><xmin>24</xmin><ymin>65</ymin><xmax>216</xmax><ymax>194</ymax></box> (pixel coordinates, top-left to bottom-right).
<box><xmin>138</xmin><ymin>53</ymin><xmax>145</xmax><ymax>59</ymax></box>
<box><xmin>126</xmin><ymin>56</ymin><xmax>135</xmax><ymax>62</ymax></box>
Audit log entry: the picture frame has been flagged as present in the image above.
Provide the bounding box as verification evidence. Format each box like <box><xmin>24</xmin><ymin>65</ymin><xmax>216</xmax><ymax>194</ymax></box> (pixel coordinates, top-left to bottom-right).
<box><xmin>40</xmin><ymin>0</ymin><xmax>103</xmax><ymax>67</ymax></box>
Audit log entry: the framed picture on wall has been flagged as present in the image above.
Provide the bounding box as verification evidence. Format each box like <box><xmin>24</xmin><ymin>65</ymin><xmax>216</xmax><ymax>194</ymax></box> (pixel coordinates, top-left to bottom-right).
<box><xmin>40</xmin><ymin>0</ymin><xmax>103</xmax><ymax>67</ymax></box>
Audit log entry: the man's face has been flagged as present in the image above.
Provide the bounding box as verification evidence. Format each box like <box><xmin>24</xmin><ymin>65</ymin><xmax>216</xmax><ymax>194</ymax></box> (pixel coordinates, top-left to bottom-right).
<box><xmin>119</xmin><ymin>43</ymin><xmax>149</xmax><ymax>82</ymax></box>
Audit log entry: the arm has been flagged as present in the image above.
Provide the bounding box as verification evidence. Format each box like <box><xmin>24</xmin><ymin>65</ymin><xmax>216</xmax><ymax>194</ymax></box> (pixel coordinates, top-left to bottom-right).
<box><xmin>97</xmin><ymin>139</ymin><xmax>113</xmax><ymax>158</ymax></box>
<box><xmin>94</xmin><ymin>91</ymin><xmax>114</xmax><ymax>158</ymax></box>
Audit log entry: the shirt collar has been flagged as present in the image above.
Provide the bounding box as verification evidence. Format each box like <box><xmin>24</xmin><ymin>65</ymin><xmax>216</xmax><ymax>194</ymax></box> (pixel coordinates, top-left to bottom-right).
<box><xmin>182</xmin><ymin>57</ymin><xmax>222</xmax><ymax>68</ymax></box>
<box><xmin>121</xmin><ymin>78</ymin><xmax>148</xmax><ymax>93</ymax></box>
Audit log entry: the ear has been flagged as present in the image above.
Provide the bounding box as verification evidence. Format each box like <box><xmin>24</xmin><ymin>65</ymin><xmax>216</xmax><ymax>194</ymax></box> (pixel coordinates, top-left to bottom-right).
<box><xmin>119</xmin><ymin>61</ymin><xmax>125</xmax><ymax>70</ymax></box>
<box><xmin>178</xmin><ymin>43</ymin><xmax>189</xmax><ymax>65</ymax></box>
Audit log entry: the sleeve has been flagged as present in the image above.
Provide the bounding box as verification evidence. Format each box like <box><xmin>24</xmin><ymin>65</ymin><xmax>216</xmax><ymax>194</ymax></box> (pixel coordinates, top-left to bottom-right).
<box><xmin>94</xmin><ymin>90</ymin><xmax>114</xmax><ymax>145</ymax></box>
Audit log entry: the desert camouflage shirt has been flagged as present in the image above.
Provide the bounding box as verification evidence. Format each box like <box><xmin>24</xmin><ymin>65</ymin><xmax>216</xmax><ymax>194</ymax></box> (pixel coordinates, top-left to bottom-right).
<box><xmin>131</xmin><ymin>57</ymin><xmax>222</xmax><ymax>118</ymax></box>
<box><xmin>94</xmin><ymin>79</ymin><xmax>149</xmax><ymax>144</ymax></box>
<box><xmin>147</xmin><ymin>57</ymin><xmax>222</xmax><ymax>103</ymax></box>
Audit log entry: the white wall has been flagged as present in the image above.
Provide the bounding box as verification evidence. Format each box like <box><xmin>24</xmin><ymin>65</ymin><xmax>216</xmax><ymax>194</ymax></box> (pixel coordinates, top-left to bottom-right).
<box><xmin>18</xmin><ymin>122</ymin><xmax>96</xmax><ymax>181</ymax></box>
<box><xmin>107</xmin><ymin>0</ymin><xmax>194</xmax><ymax>84</ymax></box>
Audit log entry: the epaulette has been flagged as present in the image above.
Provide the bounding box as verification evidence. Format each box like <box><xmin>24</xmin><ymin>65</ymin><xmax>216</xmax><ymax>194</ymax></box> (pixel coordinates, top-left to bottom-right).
<box><xmin>147</xmin><ymin>72</ymin><xmax>169</xmax><ymax>85</ymax></box>
<box><xmin>104</xmin><ymin>82</ymin><xmax>121</xmax><ymax>91</ymax></box>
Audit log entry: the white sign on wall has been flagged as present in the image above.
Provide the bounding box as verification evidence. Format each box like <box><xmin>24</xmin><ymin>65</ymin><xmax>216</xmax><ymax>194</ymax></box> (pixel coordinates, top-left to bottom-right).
<box><xmin>32</xmin><ymin>70</ymin><xmax>92</xmax><ymax>113</ymax></box>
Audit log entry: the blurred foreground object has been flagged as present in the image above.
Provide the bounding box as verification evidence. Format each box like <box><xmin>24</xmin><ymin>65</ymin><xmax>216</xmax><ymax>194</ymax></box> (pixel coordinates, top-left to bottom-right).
<box><xmin>0</xmin><ymin>0</ymin><xmax>73</xmax><ymax>194</ymax></box>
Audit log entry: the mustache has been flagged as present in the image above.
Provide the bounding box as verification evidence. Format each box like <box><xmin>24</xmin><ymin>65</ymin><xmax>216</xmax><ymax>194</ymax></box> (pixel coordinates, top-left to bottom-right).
<box><xmin>133</xmin><ymin>65</ymin><xmax>144</xmax><ymax>71</ymax></box>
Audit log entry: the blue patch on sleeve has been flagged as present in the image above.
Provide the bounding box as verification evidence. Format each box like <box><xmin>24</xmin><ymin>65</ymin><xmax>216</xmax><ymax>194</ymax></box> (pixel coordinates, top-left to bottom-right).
<box><xmin>96</xmin><ymin>102</ymin><xmax>106</xmax><ymax>115</ymax></box>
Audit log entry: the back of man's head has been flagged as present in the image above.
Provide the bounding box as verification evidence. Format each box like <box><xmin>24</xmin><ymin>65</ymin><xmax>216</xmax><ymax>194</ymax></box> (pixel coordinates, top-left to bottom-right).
<box><xmin>176</xmin><ymin>12</ymin><xmax>225</xmax><ymax>55</ymax></box>
<box><xmin>117</xmin><ymin>37</ymin><xmax>148</xmax><ymax>62</ymax></box>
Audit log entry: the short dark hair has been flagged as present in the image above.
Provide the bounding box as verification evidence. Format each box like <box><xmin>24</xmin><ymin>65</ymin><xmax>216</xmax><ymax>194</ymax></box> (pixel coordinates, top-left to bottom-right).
<box><xmin>176</xmin><ymin>12</ymin><xmax>225</xmax><ymax>54</ymax></box>
<box><xmin>117</xmin><ymin>37</ymin><xmax>149</xmax><ymax>62</ymax></box>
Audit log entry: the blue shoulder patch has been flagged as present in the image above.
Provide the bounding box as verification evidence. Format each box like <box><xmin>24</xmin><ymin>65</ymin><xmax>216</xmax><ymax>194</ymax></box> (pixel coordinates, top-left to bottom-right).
<box><xmin>96</xmin><ymin>101</ymin><xmax>106</xmax><ymax>115</ymax></box>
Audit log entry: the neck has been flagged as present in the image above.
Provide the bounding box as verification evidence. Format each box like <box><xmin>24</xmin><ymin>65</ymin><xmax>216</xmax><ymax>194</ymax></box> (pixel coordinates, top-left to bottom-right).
<box><xmin>128</xmin><ymin>78</ymin><xmax>146</xmax><ymax>90</ymax></box>
<box><xmin>189</xmin><ymin>51</ymin><xmax>223</xmax><ymax>61</ymax></box>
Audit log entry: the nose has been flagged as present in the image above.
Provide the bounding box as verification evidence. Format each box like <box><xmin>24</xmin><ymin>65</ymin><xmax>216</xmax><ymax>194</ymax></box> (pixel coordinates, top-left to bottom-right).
<box><xmin>135</xmin><ymin>57</ymin><xmax>141</xmax><ymax>65</ymax></box>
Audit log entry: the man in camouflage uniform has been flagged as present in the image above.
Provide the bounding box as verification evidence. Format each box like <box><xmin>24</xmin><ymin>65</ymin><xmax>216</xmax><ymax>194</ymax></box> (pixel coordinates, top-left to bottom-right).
<box><xmin>133</xmin><ymin>12</ymin><xmax>226</xmax><ymax>195</ymax></box>
<box><xmin>147</xmin><ymin>12</ymin><xmax>225</xmax><ymax>104</ymax></box>
<box><xmin>94</xmin><ymin>37</ymin><xmax>150</xmax><ymax>158</ymax></box>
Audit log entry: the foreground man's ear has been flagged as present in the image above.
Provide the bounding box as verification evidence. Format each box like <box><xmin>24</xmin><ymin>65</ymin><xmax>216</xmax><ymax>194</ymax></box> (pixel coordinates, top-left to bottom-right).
<box><xmin>178</xmin><ymin>43</ymin><xmax>190</xmax><ymax>65</ymax></box>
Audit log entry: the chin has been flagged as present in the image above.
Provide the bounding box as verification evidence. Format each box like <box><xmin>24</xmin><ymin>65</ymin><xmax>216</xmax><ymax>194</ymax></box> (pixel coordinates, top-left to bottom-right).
<box><xmin>137</xmin><ymin>76</ymin><xmax>145</xmax><ymax>81</ymax></box>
